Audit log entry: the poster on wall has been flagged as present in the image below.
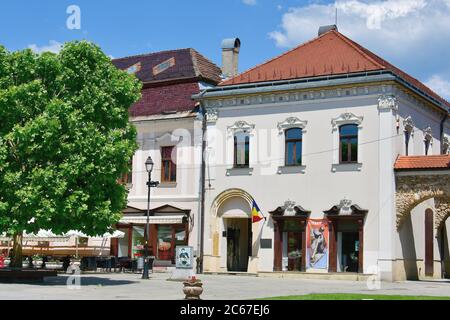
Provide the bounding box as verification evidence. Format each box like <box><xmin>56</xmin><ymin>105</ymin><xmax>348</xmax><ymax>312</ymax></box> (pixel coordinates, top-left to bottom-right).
<box><xmin>175</xmin><ymin>246</ymin><xmax>194</xmax><ymax>269</ymax></box>
<box><xmin>306</xmin><ymin>219</ymin><xmax>329</xmax><ymax>270</ymax></box>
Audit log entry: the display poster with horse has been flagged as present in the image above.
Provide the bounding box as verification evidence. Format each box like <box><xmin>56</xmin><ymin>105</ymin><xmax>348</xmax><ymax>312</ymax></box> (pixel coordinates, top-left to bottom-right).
<box><xmin>306</xmin><ymin>219</ymin><xmax>329</xmax><ymax>271</ymax></box>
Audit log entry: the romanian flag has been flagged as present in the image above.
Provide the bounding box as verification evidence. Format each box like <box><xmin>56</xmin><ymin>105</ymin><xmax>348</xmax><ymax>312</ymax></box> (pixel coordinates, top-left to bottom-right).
<box><xmin>251</xmin><ymin>200</ymin><xmax>265</xmax><ymax>223</ymax></box>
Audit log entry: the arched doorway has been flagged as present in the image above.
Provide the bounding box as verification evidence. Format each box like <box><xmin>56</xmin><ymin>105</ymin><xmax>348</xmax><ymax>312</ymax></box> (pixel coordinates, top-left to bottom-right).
<box><xmin>396</xmin><ymin>172</ymin><xmax>450</xmax><ymax>280</ymax></box>
<box><xmin>210</xmin><ymin>188</ymin><xmax>254</xmax><ymax>272</ymax></box>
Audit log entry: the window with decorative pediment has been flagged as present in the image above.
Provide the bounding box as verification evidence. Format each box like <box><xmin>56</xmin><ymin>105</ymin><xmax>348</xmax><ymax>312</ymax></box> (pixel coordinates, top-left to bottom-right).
<box><xmin>331</xmin><ymin>113</ymin><xmax>363</xmax><ymax>168</ymax></box>
<box><xmin>228</xmin><ymin>121</ymin><xmax>254</xmax><ymax>169</ymax></box>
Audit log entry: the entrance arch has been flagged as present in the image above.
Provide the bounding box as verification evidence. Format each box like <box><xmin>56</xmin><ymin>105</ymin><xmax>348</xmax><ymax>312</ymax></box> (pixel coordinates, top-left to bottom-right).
<box><xmin>209</xmin><ymin>188</ymin><xmax>255</xmax><ymax>272</ymax></box>
<box><xmin>396</xmin><ymin>174</ymin><xmax>450</xmax><ymax>231</ymax></box>
<box><xmin>395</xmin><ymin>171</ymin><xmax>450</xmax><ymax>280</ymax></box>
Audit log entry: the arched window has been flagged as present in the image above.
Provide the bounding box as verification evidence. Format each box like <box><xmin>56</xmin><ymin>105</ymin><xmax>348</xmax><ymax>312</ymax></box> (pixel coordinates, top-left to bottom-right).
<box><xmin>234</xmin><ymin>131</ymin><xmax>250</xmax><ymax>168</ymax></box>
<box><xmin>285</xmin><ymin>128</ymin><xmax>303</xmax><ymax>166</ymax></box>
<box><xmin>339</xmin><ymin>124</ymin><xmax>358</xmax><ymax>163</ymax></box>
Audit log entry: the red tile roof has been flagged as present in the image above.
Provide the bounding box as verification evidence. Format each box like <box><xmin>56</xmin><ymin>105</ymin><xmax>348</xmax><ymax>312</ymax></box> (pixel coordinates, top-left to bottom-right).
<box><xmin>220</xmin><ymin>30</ymin><xmax>450</xmax><ymax>109</ymax></box>
<box><xmin>113</xmin><ymin>48</ymin><xmax>222</xmax><ymax>85</ymax></box>
<box><xmin>394</xmin><ymin>155</ymin><xmax>450</xmax><ymax>171</ymax></box>
<box><xmin>129</xmin><ymin>82</ymin><xmax>200</xmax><ymax>118</ymax></box>
<box><xmin>113</xmin><ymin>49</ymin><xmax>222</xmax><ymax>117</ymax></box>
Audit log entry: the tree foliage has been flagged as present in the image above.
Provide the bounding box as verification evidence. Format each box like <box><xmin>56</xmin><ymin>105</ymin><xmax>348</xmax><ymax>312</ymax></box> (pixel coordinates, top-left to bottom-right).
<box><xmin>0</xmin><ymin>41</ymin><xmax>141</xmax><ymax>238</ymax></box>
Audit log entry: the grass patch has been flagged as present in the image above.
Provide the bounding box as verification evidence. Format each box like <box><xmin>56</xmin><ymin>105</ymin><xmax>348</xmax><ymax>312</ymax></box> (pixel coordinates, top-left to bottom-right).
<box><xmin>259</xmin><ymin>293</ymin><xmax>450</xmax><ymax>300</ymax></box>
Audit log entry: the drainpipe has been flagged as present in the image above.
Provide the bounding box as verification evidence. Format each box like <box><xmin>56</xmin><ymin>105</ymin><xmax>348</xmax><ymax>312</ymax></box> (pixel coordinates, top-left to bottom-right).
<box><xmin>440</xmin><ymin>112</ymin><xmax>448</xmax><ymax>154</ymax></box>
<box><xmin>196</xmin><ymin>90</ymin><xmax>207</xmax><ymax>274</ymax></box>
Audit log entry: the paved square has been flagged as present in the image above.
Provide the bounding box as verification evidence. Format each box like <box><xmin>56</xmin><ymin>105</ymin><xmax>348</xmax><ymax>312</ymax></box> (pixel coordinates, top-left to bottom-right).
<box><xmin>0</xmin><ymin>272</ymin><xmax>449</xmax><ymax>300</ymax></box>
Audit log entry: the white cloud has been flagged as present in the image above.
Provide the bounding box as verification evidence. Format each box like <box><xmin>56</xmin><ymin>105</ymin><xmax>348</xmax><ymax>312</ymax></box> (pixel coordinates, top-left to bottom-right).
<box><xmin>425</xmin><ymin>75</ymin><xmax>450</xmax><ymax>100</ymax></box>
<box><xmin>337</xmin><ymin>0</ymin><xmax>427</xmax><ymax>29</ymax></box>
<box><xmin>28</xmin><ymin>40</ymin><xmax>63</xmax><ymax>54</ymax></box>
<box><xmin>268</xmin><ymin>0</ymin><xmax>450</xmax><ymax>94</ymax></box>
<box><xmin>243</xmin><ymin>0</ymin><xmax>257</xmax><ymax>5</ymax></box>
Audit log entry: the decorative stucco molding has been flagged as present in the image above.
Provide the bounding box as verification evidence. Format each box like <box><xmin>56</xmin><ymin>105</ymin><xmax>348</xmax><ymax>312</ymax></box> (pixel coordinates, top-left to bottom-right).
<box><xmin>423</xmin><ymin>126</ymin><xmax>433</xmax><ymax>142</ymax></box>
<box><xmin>378</xmin><ymin>94</ymin><xmax>398</xmax><ymax>112</ymax></box>
<box><xmin>227</xmin><ymin>120</ymin><xmax>255</xmax><ymax>134</ymax></box>
<box><xmin>323</xmin><ymin>198</ymin><xmax>368</xmax><ymax>216</ymax></box>
<box><xmin>331</xmin><ymin>112</ymin><xmax>364</xmax><ymax>130</ymax></box>
<box><xmin>155</xmin><ymin>132</ymin><xmax>183</xmax><ymax>145</ymax></box>
<box><xmin>403</xmin><ymin>116</ymin><xmax>415</xmax><ymax>133</ymax></box>
<box><xmin>443</xmin><ymin>136</ymin><xmax>449</xmax><ymax>154</ymax></box>
<box><xmin>206</xmin><ymin>108</ymin><xmax>219</xmax><ymax>123</ymax></box>
<box><xmin>277</xmin><ymin>117</ymin><xmax>308</xmax><ymax>134</ymax></box>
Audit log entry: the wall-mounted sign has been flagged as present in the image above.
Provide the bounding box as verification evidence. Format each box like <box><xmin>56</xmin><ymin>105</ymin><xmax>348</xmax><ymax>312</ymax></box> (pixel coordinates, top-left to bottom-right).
<box><xmin>175</xmin><ymin>246</ymin><xmax>194</xmax><ymax>269</ymax></box>
<box><xmin>306</xmin><ymin>219</ymin><xmax>329</xmax><ymax>270</ymax></box>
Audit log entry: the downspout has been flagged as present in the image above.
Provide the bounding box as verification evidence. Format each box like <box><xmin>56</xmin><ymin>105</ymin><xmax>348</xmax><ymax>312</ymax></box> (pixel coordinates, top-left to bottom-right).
<box><xmin>440</xmin><ymin>112</ymin><xmax>448</xmax><ymax>154</ymax></box>
<box><xmin>196</xmin><ymin>90</ymin><xmax>207</xmax><ymax>274</ymax></box>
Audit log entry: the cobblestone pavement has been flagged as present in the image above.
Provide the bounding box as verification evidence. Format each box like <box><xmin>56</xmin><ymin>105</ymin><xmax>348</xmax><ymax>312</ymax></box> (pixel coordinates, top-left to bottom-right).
<box><xmin>0</xmin><ymin>272</ymin><xmax>449</xmax><ymax>300</ymax></box>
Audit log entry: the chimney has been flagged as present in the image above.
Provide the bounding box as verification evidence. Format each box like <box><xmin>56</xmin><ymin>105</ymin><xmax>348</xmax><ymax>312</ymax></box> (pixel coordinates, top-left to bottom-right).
<box><xmin>318</xmin><ymin>25</ymin><xmax>338</xmax><ymax>36</ymax></box>
<box><xmin>221</xmin><ymin>38</ymin><xmax>241</xmax><ymax>78</ymax></box>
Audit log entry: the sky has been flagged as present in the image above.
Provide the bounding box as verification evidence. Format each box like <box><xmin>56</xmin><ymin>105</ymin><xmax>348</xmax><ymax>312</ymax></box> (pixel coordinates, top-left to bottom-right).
<box><xmin>0</xmin><ymin>0</ymin><xmax>449</xmax><ymax>100</ymax></box>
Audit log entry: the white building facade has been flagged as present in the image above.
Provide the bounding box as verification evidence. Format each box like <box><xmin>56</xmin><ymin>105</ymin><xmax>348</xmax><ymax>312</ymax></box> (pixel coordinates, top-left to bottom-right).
<box><xmin>195</xmin><ymin>27</ymin><xmax>450</xmax><ymax>281</ymax></box>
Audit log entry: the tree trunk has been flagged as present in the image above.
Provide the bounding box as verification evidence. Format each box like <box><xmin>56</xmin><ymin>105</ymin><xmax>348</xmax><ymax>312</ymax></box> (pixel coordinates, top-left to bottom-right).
<box><xmin>10</xmin><ymin>232</ymin><xmax>23</xmax><ymax>269</ymax></box>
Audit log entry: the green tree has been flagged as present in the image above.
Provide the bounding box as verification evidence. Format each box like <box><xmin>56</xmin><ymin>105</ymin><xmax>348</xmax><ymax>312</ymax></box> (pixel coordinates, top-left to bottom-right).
<box><xmin>0</xmin><ymin>41</ymin><xmax>141</xmax><ymax>268</ymax></box>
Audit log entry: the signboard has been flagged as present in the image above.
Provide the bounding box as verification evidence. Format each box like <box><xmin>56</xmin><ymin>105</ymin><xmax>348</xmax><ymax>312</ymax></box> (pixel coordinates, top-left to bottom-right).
<box><xmin>306</xmin><ymin>219</ymin><xmax>329</xmax><ymax>270</ymax></box>
<box><xmin>175</xmin><ymin>246</ymin><xmax>194</xmax><ymax>269</ymax></box>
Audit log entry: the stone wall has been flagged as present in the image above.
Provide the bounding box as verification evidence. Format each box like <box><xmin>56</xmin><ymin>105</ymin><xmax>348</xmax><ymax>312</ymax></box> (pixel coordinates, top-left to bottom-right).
<box><xmin>395</xmin><ymin>174</ymin><xmax>450</xmax><ymax>230</ymax></box>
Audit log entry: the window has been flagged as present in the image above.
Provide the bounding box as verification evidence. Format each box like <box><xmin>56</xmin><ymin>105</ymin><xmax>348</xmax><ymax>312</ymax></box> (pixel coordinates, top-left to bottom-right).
<box><xmin>339</xmin><ymin>124</ymin><xmax>358</xmax><ymax>163</ymax></box>
<box><xmin>285</xmin><ymin>128</ymin><xmax>303</xmax><ymax>166</ymax></box>
<box><xmin>161</xmin><ymin>146</ymin><xmax>176</xmax><ymax>182</ymax></box>
<box><xmin>234</xmin><ymin>131</ymin><xmax>250</xmax><ymax>168</ymax></box>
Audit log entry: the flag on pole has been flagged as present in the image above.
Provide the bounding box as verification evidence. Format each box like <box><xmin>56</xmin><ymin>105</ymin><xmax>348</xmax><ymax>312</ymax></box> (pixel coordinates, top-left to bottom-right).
<box><xmin>251</xmin><ymin>200</ymin><xmax>265</xmax><ymax>223</ymax></box>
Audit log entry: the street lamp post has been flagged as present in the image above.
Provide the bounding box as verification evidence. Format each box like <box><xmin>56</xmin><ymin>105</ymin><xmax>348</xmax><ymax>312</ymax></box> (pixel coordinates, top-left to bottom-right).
<box><xmin>142</xmin><ymin>156</ymin><xmax>159</xmax><ymax>280</ymax></box>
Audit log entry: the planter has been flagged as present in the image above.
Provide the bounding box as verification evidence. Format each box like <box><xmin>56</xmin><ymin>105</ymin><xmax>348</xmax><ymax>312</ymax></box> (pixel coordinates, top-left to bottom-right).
<box><xmin>182</xmin><ymin>280</ymin><xmax>203</xmax><ymax>300</ymax></box>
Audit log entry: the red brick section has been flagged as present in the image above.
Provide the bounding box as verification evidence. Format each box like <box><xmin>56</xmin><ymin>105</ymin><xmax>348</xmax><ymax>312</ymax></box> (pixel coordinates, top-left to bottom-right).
<box><xmin>129</xmin><ymin>82</ymin><xmax>200</xmax><ymax>117</ymax></box>
<box><xmin>220</xmin><ymin>30</ymin><xmax>450</xmax><ymax>109</ymax></box>
<box><xmin>394</xmin><ymin>155</ymin><xmax>450</xmax><ymax>171</ymax></box>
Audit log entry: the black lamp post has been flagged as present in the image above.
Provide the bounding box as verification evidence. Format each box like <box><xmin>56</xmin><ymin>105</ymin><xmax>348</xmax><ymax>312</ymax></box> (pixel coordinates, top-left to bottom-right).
<box><xmin>142</xmin><ymin>156</ymin><xmax>159</xmax><ymax>279</ymax></box>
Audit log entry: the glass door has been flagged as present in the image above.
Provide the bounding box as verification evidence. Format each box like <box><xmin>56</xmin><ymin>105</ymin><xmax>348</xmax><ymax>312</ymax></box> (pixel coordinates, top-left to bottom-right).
<box><xmin>282</xmin><ymin>220</ymin><xmax>303</xmax><ymax>272</ymax></box>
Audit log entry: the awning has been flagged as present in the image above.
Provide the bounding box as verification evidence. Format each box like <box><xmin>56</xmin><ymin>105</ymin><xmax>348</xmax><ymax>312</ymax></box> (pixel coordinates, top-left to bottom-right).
<box><xmin>119</xmin><ymin>215</ymin><xmax>184</xmax><ymax>225</ymax></box>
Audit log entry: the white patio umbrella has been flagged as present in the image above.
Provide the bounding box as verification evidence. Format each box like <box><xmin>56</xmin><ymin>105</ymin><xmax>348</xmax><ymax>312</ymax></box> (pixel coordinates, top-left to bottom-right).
<box><xmin>100</xmin><ymin>230</ymin><xmax>125</xmax><ymax>239</ymax></box>
<box><xmin>63</xmin><ymin>230</ymin><xmax>88</xmax><ymax>258</ymax></box>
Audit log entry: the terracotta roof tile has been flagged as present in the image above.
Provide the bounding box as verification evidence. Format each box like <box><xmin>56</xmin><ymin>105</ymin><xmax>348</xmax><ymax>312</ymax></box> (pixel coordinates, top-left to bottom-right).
<box><xmin>113</xmin><ymin>49</ymin><xmax>221</xmax><ymax>117</ymax></box>
<box><xmin>220</xmin><ymin>30</ymin><xmax>450</xmax><ymax>109</ymax></box>
<box><xmin>112</xmin><ymin>48</ymin><xmax>221</xmax><ymax>84</ymax></box>
<box><xmin>394</xmin><ymin>155</ymin><xmax>450</xmax><ymax>171</ymax></box>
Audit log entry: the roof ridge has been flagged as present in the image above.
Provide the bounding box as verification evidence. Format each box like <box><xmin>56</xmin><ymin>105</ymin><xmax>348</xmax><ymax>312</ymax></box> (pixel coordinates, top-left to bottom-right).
<box><xmin>331</xmin><ymin>31</ymin><xmax>385</xmax><ymax>70</ymax></box>
<box><xmin>112</xmin><ymin>48</ymin><xmax>192</xmax><ymax>62</ymax></box>
<box><xmin>220</xmin><ymin>30</ymin><xmax>335</xmax><ymax>85</ymax></box>
<box><xmin>189</xmin><ymin>48</ymin><xmax>201</xmax><ymax>78</ymax></box>
<box><xmin>337</xmin><ymin>33</ymin><xmax>450</xmax><ymax>108</ymax></box>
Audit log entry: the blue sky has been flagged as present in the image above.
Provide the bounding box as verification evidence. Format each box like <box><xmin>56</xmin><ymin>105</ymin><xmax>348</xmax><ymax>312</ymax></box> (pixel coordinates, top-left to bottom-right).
<box><xmin>0</xmin><ymin>0</ymin><xmax>449</xmax><ymax>100</ymax></box>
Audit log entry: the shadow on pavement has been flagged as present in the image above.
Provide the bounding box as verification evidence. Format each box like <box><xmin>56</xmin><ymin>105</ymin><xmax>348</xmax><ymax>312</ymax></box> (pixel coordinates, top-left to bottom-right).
<box><xmin>36</xmin><ymin>275</ymin><xmax>139</xmax><ymax>286</ymax></box>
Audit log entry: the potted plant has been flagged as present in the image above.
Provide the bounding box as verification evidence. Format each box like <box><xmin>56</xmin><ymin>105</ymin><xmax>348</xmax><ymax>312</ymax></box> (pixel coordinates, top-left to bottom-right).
<box><xmin>182</xmin><ymin>276</ymin><xmax>203</xmax><ymax>300</ymax></box>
